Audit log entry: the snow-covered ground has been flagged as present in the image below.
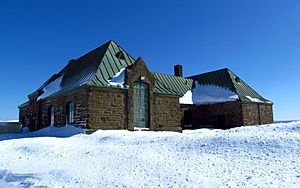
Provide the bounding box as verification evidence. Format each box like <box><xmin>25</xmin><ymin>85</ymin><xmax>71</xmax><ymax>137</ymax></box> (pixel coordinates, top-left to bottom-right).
<box><xmin>0</xmin><ymin>122</ymin><xmax>300</xmax><ymax>187</ymax></box>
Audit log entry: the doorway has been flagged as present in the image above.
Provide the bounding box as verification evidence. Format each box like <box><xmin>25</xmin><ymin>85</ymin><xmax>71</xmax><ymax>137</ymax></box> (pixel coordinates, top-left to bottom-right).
<box><xmin>133</xmin><ymin>82</ymin><xmax>149</xmax><ymax>128</ymax></box>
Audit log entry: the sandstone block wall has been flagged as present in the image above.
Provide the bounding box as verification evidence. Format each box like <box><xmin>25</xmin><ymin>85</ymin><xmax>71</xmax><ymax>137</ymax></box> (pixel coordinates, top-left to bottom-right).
<box><xmin>88</xmin><ymin>88</ymin><xmax>126</xmax><ymax>132</ymax></box>
<box><xmin>19</xmin><ymin>88</ymin><xmax>89</xmax><ymax>131</ymax></box>
<box><xmin>19</xmin><ymin>104</ymin><xmax>32</xmax><ymax>127</ymax></box>
<box><xmin>181</xmin><ymin>102</ymin><xmax>243</xmax><ymax>129</ymax></box>
<box><xmin>154</xmin><ymin>95</ymin><xmax>182</xmax><ymax>132</ymax></box>
<box><xmin>242</xmin><ymin>102</ymin><xmax>273</xmax><ymax>125</ymax></box>
<box><xmin>181</xmin><ymin>101</ymin><xmax>273</xmax><ymax>129</ymax></box>
<box><xmin>39</xmin><ymin>89</ymin><xmax>89</xmax><ymax>129</ymax></box>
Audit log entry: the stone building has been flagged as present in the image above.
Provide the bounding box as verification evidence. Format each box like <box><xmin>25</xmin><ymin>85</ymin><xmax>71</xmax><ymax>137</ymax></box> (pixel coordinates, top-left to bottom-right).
<box><xmin>19</xmin><ymin>40</ymin><xmax>273</xmax><ymax>133</ymax></box>
<box><xmin>179</xmin><ymin>68</ymin><xmax>273</xmax><ymax>129</ymax></box>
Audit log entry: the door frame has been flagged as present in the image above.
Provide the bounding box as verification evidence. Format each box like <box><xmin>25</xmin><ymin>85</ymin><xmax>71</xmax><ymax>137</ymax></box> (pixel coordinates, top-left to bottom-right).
<box><xmin>133</xmin><ymin>81</ymin><xmax>149</xmax><ymax>129</ymax></box>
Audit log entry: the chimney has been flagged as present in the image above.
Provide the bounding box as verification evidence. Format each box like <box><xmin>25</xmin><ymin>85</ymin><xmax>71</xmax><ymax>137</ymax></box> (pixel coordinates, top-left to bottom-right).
<box><xmin>174</xmin><ymin>64</ymin><xmax>183</xmax><ymax>77</ymax></box>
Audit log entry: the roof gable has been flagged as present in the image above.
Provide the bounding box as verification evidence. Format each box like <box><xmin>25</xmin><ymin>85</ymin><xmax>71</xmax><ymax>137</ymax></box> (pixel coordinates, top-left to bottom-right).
<box><xmin>86</xmin><ymin>40</ymin><xmax>135</xmax><ymax>88</ymax></box>
<box><xmin>33</xmin><ymin>41</ymin><xmax>135</xmax><ymax>100</ymax></box>
<box><xmin>188</xmin><ymin>68</ymin><xmax>272</xmax><ymax>103</ymax></box>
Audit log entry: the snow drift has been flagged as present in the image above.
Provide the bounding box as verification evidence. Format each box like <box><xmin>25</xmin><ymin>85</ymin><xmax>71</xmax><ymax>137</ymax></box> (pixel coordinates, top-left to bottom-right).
<box><xmin>0</xmin><ymin>121</ymin><xmax>300</xmax><ymax>187</ymax></box>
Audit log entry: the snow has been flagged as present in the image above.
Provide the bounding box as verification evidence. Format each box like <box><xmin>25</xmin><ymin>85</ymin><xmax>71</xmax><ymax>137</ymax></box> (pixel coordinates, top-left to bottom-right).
<box><xmin>245</xmin><ymin>95</ymin><xmax>264</xmax><ymax>103</ymax></box>
<box><xmin>1</xmin><ymin>121</ymin><xmax>300</xmax><ymax>187</ymax></box>
<box><xmin>0</xmin><ymin>120</ymin><xmax>19</xmax><ymax>123</ymax></box>
<box><xmin>179</xmin><ymin>90</ymin><xmax>193</xmax><ymax>104</ymax></box>
<box><xmin>180</xmin><ymin>82</ymin><xmax>239</xmax><ymax>104</ymax></box>
<box><xmin>37</xmin><ymin>76</ymin><xmax>63</xmax><ymax>100</ymax></box>
<box><xmin>108</xmin><ymin>68</ymin><xmax>126</xmax><ymax>87</ymax></box>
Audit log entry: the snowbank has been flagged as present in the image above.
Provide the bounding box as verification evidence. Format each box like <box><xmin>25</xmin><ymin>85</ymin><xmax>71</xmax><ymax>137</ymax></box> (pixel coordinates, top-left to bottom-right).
<box><xmin>0</xmin><ymin>122</ymin><xmax>300</xmax><ymax>187</ymax></box>
<box><xmin>0</xmin><ymin>125</ymin><xmax>85</xmax><ymax>141</ymax></box>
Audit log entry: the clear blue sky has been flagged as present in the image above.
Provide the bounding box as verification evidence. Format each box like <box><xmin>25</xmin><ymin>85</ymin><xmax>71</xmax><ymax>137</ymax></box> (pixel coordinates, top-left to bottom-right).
<box><xmin>0</xmin><ymin>0</ymin><xmax>299</xmax><ymax>121</ymax></box>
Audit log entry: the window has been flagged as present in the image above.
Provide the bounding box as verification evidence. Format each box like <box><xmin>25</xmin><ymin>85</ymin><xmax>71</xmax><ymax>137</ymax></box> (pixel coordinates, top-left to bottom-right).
<box><xmin>49</xmin><ymin>106</ymin><xmax>55</xmax><ymax>126</ymax></box>
<box><xmin>115</xmin><ymin>51</ymin><xmax>125</xmax><ymax>60</ymax></box>
<box><xmin>66</xmin><ymin>101</ymin><xmax>74</xmax><ymax>125</ymax></box>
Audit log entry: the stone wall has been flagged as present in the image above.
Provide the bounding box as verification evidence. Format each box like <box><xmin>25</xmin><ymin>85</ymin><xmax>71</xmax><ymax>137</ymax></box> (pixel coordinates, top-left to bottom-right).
<box><xmin>154</xmin><ymin>95</ymin><xmax>182</xmax><ymax>132</ymax></box>
<box><xmin>259</xmin><ymin>104</ymin><xmax>273</xmax><ymax>124</ymax></box>
<box><xmin>39</xmin><ymin>88</ymin><xmax>89</xmax><ymax>129</ymax></box>
<box><xmin>242</xmin><ymin>102</ymin><xmax>273</xmax><ymax>125</ymax></box>
<box><xmin>87</xmin><ymin>87</ymin><xmax>126</xmax><ymax>132</ymax></box>
<box><xmin>19</xmin><ymin>87</ymin><xmax>89</xmax><ymax>131</ymax></box>
<box><xmin>181</xmin><ymin>101</ymin><xmax>243</xmax><ymax>129</ymax></box>
<box><xmin>19</xmin><ymin>103</ymin><xmax>32</xmax><ymax>127</ymax></box>
<box><xmin>181</xmin><ymin>101</ymin><xmax>273</xmax><ymax>129</ymax></box>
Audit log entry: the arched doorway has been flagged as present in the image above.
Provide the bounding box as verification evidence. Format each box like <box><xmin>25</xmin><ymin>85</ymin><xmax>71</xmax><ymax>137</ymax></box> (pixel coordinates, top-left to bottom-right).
<box><xmin>133</xmin><ymin>82</ymin><xmax>149</xmax><ymax>128</ymax></box>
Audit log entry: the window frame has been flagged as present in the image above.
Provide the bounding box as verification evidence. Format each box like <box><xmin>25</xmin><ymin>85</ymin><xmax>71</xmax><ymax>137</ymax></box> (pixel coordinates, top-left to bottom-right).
<box><xmin>66</xmin><ymin>101</ymin><xmax>74</xmax><ymax>125</ymax></box>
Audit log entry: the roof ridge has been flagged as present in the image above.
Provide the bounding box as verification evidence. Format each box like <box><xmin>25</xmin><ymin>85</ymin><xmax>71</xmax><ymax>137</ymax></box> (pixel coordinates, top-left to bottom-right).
<box><xmin>226</xmin><ymin>69</ymin><xmax>270</xmax><ymax>102</ymax></box>
<box><xmin>109</xmin><ymin>40</ymin><xmax>136</xmax><ymax>62</ymax></box>
<box><xmin>188</xmin><ymin>68</ymin><xmax>228</xmax><ymax>78</ymax></box>
<box><xmin>223</xmin><ymin>69</ymin><xmax>240</xmax><ymax>97</ymax></box>
<box><xmin>87</xmin><ymin>40</ymin><xmax>136</xmax><ymax>87</ymax></box>
<box><xmin>153</xmin><ymin>72</ymin><xmax>193</xmax><ymax>81</ymax></box>
<box><xmin>74</xmin><ymin>40</ymin><xmax>111</xmax><ymax>61</ymax></box>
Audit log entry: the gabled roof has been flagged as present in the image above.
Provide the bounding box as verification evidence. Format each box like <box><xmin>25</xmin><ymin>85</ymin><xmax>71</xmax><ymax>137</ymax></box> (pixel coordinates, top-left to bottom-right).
<box><xmin>31</xmin><ymin>40</ymin><xmax>136</xmax><ymax>99</ymax></box>
<box><xmin>30</xmin><ymin>40</ymin><xmax>187</xmax><ymax>100</ymax></box>
<box><xmin>27</xmin><ymin>41</ymin><xmax>271</xmax><ymax>102</ymax></box>
<box><xmin>153</xmin><ymin>73</ymin><xmax>193</xmax><ymax>96</ymax></box>
<box><xmin>188</xmin><ymin>68</ymin><xmax>272</xmax><ymax>103</ymax></box>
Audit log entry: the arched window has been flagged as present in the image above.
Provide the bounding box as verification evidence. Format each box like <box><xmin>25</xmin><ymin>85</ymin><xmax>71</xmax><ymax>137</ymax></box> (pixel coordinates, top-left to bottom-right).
<box><xmin>49</xmin><ymin>106</ymin><xmax>55</xmax><ymax>126</ymax></box>
<box><xmin>66</xmin><ymin>101</ymin><xmax>74</xmax><ymax>125</ymax></box>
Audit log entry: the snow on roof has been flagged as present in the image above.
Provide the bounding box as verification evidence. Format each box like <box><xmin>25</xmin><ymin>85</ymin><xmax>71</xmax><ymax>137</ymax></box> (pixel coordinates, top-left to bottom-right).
<box><xmin>245</xmin><ymin>95</ymin><xmax>263</xmax><ymax>103</ymax></box>
<box><xmin>180</xmin><ymin>81</ymin><xmax>239</xmax><ymax>104</ymax></box>
<box><xmin>107</xmin><ymin>68</ymin><xmax>126</xmax><ymax>88</ymax></box>
<box><xmin>179</xmin><ymin>90</ymin><xmax>193</xmax><ymax>104</ymax></box>
<box><xmin>37</xmin><ymin>75</ymin><xmax>63</xmax><ymax>100</ymax></box>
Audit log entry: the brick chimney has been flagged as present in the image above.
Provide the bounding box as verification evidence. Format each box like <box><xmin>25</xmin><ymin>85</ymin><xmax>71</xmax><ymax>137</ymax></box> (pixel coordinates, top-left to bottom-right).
<box><xmin>174</xmin><ymin>64</ymin><xmax>183</xmax><ymax>77</ymax></box>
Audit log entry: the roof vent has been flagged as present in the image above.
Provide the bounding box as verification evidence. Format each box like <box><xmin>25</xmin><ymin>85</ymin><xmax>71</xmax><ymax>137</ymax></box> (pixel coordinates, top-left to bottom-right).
<box><xmin>115</xmin><ymin>51</ymin><xmax>125</xmax><ymax>60</ymax></box>
<box><xmin>235</xmin><ymin>77</ymin><xmax>241</xmax><ymax>83</ymax></box>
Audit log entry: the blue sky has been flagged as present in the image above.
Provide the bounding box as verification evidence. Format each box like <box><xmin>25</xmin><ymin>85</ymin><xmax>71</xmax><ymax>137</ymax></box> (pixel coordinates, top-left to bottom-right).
<box><xmin>0</xmin><ymin>0</ymin><xmax>299</xmax><ymax>121</ymax></box>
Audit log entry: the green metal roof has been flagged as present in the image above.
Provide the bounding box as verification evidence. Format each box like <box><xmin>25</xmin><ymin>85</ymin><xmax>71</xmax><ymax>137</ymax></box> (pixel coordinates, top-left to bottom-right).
<box><xmin>30</xmin><ymin>40</ymin><xmax>136</xmax><ymax>100</ymax></box>
<box><xmin>153</xmin><ymin>73</ymin><xmax>193</xmax><ymax>96</ymax></box>
<box><xmin>188</xmin><ymin>68</ymin><xmax>272</xmax><ymax>103</ymax></box>
<box><xmin>26</xmin><ymin>41</ymin><xmax>270</xmax><ymax>103</ymax></box>
<box><xmin>30</xmin><ymin>40</ymin><xmax>189</xmax><ymax>100</ymax></box>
